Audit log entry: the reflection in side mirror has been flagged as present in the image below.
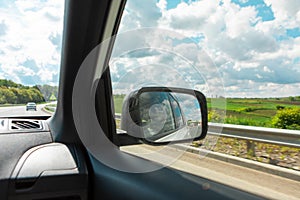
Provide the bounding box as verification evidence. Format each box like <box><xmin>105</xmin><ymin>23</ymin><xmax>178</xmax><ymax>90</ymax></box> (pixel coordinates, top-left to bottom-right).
<box><xmin>120</xmin><ymin>87</ymin><xmax>207</xmax><ymax>144</ymax></box>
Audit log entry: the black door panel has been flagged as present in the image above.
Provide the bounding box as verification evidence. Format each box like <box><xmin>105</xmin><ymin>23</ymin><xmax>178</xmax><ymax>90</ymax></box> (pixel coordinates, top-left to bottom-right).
<box><xmin>88</xmin><ymin>153</ymin><xmax>263</xmax><ymax>200</ymax></box>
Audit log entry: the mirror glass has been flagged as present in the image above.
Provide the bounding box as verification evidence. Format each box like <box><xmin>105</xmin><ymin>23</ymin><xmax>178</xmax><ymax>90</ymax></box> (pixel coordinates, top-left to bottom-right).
<box><xmin>137</xmin><ymin>91</ymin><xmax>202</xmax><ymax>143</ymax></box>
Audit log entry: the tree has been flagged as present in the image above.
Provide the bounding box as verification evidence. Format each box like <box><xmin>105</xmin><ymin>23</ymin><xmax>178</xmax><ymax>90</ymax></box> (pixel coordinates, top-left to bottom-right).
<box><xmin>0</xmin><ymin>79</ymin><xmax>56</xmax><ymax>104</ymax></box>
<box><xmin>0</xmin><ymin>88</ymin><xmax>17</xmax><ymax>104</ymax></box>
<box><xmin>0</xmin><ymin>79</ymin><xmax>25</xmax><ymax>88</ymax></box>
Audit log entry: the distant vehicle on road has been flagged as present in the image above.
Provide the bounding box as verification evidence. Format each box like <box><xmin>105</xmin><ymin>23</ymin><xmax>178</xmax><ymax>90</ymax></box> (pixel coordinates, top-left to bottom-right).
<box><xmin>26</xmin><ymin>102</ymin><xmax>37</xmax><ymax>111</ymax></box>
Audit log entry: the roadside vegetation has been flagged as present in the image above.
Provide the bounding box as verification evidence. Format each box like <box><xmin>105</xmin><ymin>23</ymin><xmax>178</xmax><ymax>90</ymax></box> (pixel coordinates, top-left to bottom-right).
<box><xmin>44</xmin><ymin>104</ymin><xmax>57</xmax><ymax>113</ymax></box>
<box><xmin>192</xmin><ymin>136</ymin><xmax>300</xmax><ymax>171</ymax></box>
<box><xmin>202</xmin><ymin>97</ymin><xmax>300</xmax><ymax>171</ymax></box>
<box><xmin>113</xmin><ymin>94</ymin><xmax>126</xmax><ymax>113</ymax></box>
<box><xmin>0</xmin><ymin>79</ymin><xmax>58</xmax><ymax>105</ymax></box>
<box><xmin>207</xmin><ymin>97</ymin><xmax>300</xmax><ymax>130</ymax></box>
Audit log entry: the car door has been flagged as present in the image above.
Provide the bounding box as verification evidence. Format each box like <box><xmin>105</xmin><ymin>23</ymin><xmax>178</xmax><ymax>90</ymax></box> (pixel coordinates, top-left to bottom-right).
<box><xmin>59</xmin><ymin>0</ymin><xmax>263</xmax><ymax>200</ymax></box>
<box><xmin>0</xmin><ymin>0</ymin><xmax>267</xmax><ymax>200</ymax></box>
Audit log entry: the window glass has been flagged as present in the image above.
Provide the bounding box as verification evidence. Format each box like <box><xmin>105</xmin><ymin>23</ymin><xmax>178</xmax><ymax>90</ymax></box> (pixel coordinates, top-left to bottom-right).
<box><xmin>114</xmin><ymin>0</ymin><xmax>300</xmax><ymax>193</ymax></box>
<box><xmin>0</xmin><ymin>0</ymin><xmax>64</xmax><ymax>117</ymax></box>
<box><xmin>168</xmin><ymin>93</ymin><xmax>184</xmax><ymax>128</ymax></box>
<box><xmin>112</xmin><ymin>0</ymin><xmax>300</xmax><ymax>130</ymax></box>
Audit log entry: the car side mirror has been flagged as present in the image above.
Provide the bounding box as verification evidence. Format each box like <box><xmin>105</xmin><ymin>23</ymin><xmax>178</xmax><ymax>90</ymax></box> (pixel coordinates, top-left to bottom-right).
<box><xmin>119</xmin><ymin>87</ymin><xmax>207</xmax><ymax>145</ymax></box>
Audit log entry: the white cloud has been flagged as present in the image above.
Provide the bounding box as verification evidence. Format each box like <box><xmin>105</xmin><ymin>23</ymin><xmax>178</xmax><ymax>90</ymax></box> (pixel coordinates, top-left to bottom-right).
<box><xmin>223</xmin><ymin>4</ymin><xmax>258</xmax><ymax>38</ymax></box>
<box><xmin>158</xmin><ymin>0</ymin><xmax>219</xmax><ymax>37</ymax></box>
<box><xmin>37</xmin><ymin>68</ymin><xmax>57</xmax><ymax>82</ymax></box>
<box><xmin>263</xmin><ymin>66</ymin><xmax>272</xmax><ymax>73</ymax></box>
<box><xmin>1</xmin><ymin>64</ymin><xmax>34</xmax><ymax>82</ymax></box>
<box><xmin>0</xmin><ymin>0</ymin><xmax>64</xmax><ymax>85</ymax></box>
<box><xmin>224</xmin><ymin>81</ymin><xmax>300</xmax><ymax>98</ymax></box>
<box><xmin>157</xmin><ymin>0</ymin><xmax>167</xmax><ymax>12</ymax></box>
<box><xmin>113</xmin><ymin>0</ymin><xmax>300</xmax><ymax>97</ymax></box>
<box><xmin>264</xmin><ymin>0</ymin><xmax>300</xmax><ymax>27</ymax></box>
<box><xmin>119</xmin><ymin>0</ymin><xmax>161</xmax><ymax>31</ymax></box>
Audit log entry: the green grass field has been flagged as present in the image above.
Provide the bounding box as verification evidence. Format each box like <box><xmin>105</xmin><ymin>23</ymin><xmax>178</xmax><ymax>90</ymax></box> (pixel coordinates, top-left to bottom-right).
<box><xmin>114</xmin><ymin>95</ymin><xmax>300</xmax><ymax>128</ymax></box>
<box><xmin>207</xmin><ymin>97</ymin><xmax>300</xmax><ymax>127</ymax></box>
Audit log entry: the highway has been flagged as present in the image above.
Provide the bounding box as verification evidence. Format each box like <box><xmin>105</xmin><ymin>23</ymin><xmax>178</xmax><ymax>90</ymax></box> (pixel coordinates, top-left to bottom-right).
<box><xmin>0</xmin><ymin>104</ymin><xmax>51</xmax><ymax>118</ymax></box>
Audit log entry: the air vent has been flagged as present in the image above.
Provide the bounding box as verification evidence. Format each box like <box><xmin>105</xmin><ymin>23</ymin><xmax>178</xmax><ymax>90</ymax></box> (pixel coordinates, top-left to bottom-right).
<box><xmin>10</xmin><ymin>120</ymin><xmax>43</xmax><ymax>130</ymax></box>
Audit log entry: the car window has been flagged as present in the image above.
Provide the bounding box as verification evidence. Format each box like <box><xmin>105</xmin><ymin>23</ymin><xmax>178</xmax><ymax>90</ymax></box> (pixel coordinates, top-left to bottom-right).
<box><xmin>0</xmin><ymin>1</ymin><xmax>64</xmax><ymax>117</ymax></box>
<box><xmin>110</xmin><ymin>0</ymin><xmax>300</xmax><ymax>194</ymax></box>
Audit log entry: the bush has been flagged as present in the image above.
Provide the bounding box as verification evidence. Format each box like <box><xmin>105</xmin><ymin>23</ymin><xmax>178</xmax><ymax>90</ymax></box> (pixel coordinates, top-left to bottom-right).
<box><xmin>272</xmin><ymin>108</ymin><xmax>300</xmax><ymax>130</ymax></box>
<box><xmin>244</xmin><ymin>107</ymin><xmax>254</xmax><ymax>112</ymax></box>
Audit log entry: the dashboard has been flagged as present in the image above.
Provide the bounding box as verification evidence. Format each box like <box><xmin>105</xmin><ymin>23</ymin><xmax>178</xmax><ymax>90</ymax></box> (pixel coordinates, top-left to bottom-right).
<box><xmin>0</xmin><ymin>118</ymin><xmax>88</xmax><ymax>200</ymax></box>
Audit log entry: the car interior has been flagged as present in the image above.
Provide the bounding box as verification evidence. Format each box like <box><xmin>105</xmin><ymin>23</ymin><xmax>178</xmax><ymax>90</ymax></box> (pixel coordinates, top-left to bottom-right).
<box><xmin>0</xmin><ymin>0</ymin><xmax>277</xmax><ymax>199</ymax></box>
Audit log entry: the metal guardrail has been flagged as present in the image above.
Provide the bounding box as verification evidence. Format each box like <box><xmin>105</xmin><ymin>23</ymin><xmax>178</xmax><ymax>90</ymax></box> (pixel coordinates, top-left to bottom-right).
<box><xmin>208</xmin><ymin>123</ymin><xmax>300</xmax><ymax>148</ymax></box>
<box><xmin>115</xmin><ymin>113</ymin><xmax>300</xmax><ymax>148</ymax></box>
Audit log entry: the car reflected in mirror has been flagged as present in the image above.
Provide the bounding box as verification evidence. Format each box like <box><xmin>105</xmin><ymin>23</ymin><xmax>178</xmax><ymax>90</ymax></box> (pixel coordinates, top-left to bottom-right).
<box><xmin>120</xmin><ymin>87</ymin><xmax>207</xmax><ymax>145</ymax></box>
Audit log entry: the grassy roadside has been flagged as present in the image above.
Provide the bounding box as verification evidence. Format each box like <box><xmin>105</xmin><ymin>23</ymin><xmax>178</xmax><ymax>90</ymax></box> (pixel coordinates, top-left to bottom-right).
<box><xmin>192</xmin><ymin>136</ymin><xmax>300</xmax><ymax>171</ymax></box>
<box><xmin>0</xmin><ymin>104</ymin><xmax>25</xmax><ymax>107</ymax></box>
<box><xmin>44</xmin><ymin>103</ymin><xmax>57</xmax><ymax>113</ymax></box>
<box><xmin>113</xmin><ymin>95</ymin><xmax>125</xmax><ymax>113</ymax></box>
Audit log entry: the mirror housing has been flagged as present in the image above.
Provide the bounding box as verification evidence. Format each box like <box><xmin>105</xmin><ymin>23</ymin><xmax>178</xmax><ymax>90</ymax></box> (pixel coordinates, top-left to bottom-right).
<box><xmin>119</xmin><ymin>87</ymin><xmax>207</xmax><ymax>145</ymax></box>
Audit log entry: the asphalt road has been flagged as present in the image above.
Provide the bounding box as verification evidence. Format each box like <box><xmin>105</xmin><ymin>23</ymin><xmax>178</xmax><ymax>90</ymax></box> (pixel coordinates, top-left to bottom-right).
<box><xmin>0</xmin><ymin>104</ymin><xmax>51</xmax><ymax>118</ymax></box>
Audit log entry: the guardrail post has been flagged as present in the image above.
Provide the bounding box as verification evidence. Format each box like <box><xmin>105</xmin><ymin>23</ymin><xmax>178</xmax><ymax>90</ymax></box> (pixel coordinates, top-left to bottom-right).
<box><xmin>246</xmin><ymin>140</ymin><xmax>256</xmax><ymax>157</ymax></box>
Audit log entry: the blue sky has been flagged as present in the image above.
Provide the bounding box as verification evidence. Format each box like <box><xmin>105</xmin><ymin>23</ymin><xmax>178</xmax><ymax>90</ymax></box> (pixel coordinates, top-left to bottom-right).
<box><xmin>0</xmin><ymin>0</ymin><xmax>299</xmax><ymax>97</ymax></box>
<box><xmin>231</xmin><ymin>0</ymin><xmax>275</xmax><ymax>21</ymax></box>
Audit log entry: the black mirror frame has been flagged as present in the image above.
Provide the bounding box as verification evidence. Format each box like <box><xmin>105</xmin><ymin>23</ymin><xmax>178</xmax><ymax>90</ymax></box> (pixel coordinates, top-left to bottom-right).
<box><xmin>121</xmin><ymin>87</ymin><xmax>208</xmax><ymax>145</ymax></box>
